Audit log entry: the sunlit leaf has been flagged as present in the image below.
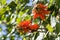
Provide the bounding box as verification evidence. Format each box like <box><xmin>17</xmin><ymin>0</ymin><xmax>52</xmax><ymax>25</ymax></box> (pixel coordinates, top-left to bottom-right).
<box><xmin>19</xmin><ymin>11</ymin><xmax>24</xmax><ymax>16</ymax></box>
<box><xmin>0</xmin><ymin>8</ymin><xmax>6</xmax><ymax>15</ymax></box>
<box><xmin>25</xmin><ymin>9</ymin><xmax>29</xmax><ymax>13</ymax></box>
<box><xmin>48</xmin><ymin>0</ymin><xmax>55</xmax><ymax>8</ymax></box>
<box><xmin>23</xmin><ymin>38</ymin><xmax>26</xmax><ymax>40</ymax></box>
<box><xmin>0</xmin><ymin>0</ymin><xmax>6</xmax><ymax>5</ymax></box>
<box><xmin>46</xmin><ymin>24</ymin><xmax>54</xmax><ymax>32</ymax></box>
<box><xmin>6</xmin><ymin>6</ymin><xmax>10</xmax><ymax>11</ymax></box>
<box><xmin>24</xmin><ymin>15</ymin><xmax>31</xmax><ymax>20</ymax></box>
<box><xmin>1</xmin><ymin>15</ymin><xmax>5</xmax><ymax>20</ymax></box>
<box><xmin>50</xmin><ymin>0</ymin><xmax>54</xmax><ymax>4</ymax></box>
<box><xmin>52</xmin><ymin>11</ymin><xmax>55</xmax><ymax>16</ymax></box>
<box><xmin>16</xmin><ymin>17</ymin><xmax>22</xmax><ymax>23</ymax></box>
<box><xmin>15</xmin><ymin>0</ymin><xmax>18</xmax><ymax>4</ymax></box>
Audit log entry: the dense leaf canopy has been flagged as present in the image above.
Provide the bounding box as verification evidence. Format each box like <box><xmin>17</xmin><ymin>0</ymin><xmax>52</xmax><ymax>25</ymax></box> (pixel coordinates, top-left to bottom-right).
<box><xmin>0</xmin><ymin>0</ymin><xmax>60</xmax><ymax>40</ymax></box>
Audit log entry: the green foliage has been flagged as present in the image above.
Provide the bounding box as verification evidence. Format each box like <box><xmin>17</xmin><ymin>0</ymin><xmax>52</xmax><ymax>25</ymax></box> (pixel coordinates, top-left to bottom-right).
<box><xmin>0</xmin><ymin>0</ymin><xmax>6</xmax><ymax>5</ymax></box>
<box><xmin>55</xmin><ymin>0</ymin><xmax>60</xmax><ymax>8</ymax></box>
<box><xmin>56</xmin><ymin>23</ymin><xmax>60</xmax><ymax>34</ymax></box>
<box><xmin>0</xmin><ymin>27</ymin><xmax>2</xmax><ymax>32</ymax></box>
<box><xmin>10</xmin><ymin>36</ymin><xmax>15</xmax><ymax>40</ymax></box>
<box><xmin>24</xmin><ymin>15</ymin><xmax>31</xmax><ymax>20</ymax></box>
<box><xmin>43</xmin><ymin>34</ymin><xmax>56</xmax><ymax>40</ymax></box>
<box><xmin>34</xmin><ymin>32</ymin><xmax>39</xmax><ymax>40</ymax></box>
<box><xmin>46</xmin><ymin>24</ymin><xmax>54</xmax><ymax>33</ymax></box>
<box><xmin>0</xmin><ymin>7</ymin><xmax>7</xmax><ymax>15</ymax></box>
<box><xmin>8</xmin><ymin>1</ymin><xmax>17</xmax><ymax>13</ymax></box>
<box><xmin>0</xmin><ymin>0</ymin><xmax>60</xmax><ymax>40</ymax></box>
<box><xmin>16</xmin><ymin>17</ymin><xmax>22</xmax><ymax>23</ymax></box>
<box><xmin>33</xmin><ymin>19</ymin><xmax>40</xmax><ymax>24</ymax></box>
<box><xmin>7</xmin><ymin>24</ymin><xmax>13</xmax><ymax>33</ymax></box>
<box><xmin>6</xmin><ymin>15</ymin><xmax>11</xmax><ymax>22</ymax></box>
<box><xmin>19</xmin><ymin>11</ymin><xmax>24</xmax><ymax>16</ymax></box>
<box><xmin>20</xmin><ymin>0</ymin><xmax>29</xmax><ymax>4</ymax></box>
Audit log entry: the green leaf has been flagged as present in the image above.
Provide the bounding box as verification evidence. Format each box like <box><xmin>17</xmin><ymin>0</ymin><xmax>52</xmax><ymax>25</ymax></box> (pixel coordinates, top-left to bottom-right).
<box><xmin>56</xmin><ymin>23</ymin><xmax>60</xmax><ymax>34</ymax></box>
<box><xmin>16</xmin><ymin>17</ymin><xmax>22</xmax><ymax>23</ymax></box>
<box><xmin>19</xmin><ymin>11</ymin><xmax>24</xmax><ymax>16</ymax></box>
<box><xmin>16</xmin><ymin>3</ymin><xmax>26</xmax><ymax>13</ymax></box>
<box><xmin>10</xmin><ymin>36</ymin><xmax>15</xmax><ymax>40</ymax></box>
<box><xmin>23</xmin><ymin>38</ymin><xmax>26</xmax><ymax>40</ymax></box>
<box><xmin>0</xmin><ymin>0</ymin><xmax>6</xmax><ymax>5</ymax></box>
<box><xmin>52</xmin><ymin>11</ymin><xmax>55</xmax><ymax>16</ymax></box>
<box><xmin>25</xmin><ymin>9</ymin><xmax>29</xmax><ymax>13</ymax></box>
<box><xmin>8</xmin><ymin>1</ymin><xmax>17</xmax><ymax>13</ymax></box>
<box><xmin>7</xmin><ymin>24</ymin><xmax>13</xmax><ymax>33</ymax></box>
<box><xmin>24</xmin><ymin>15</ymin><xmax>31</xmax><ymax>20</ymax></box>
<box><xmin>8</xmin><ymin>1</ymin><xmax>17</xmax><ymax>8</ymax></box>
<box><xmin>20</xmin><ymin>0</ymin><xmax>29</xmax><ymax>3</ymax></box>
<box><xmin>0</xmin><ymin>8</ymin><xmax>6</xmax><ymax>15</ymax></box>
<box><xmin>44</xmin><ymin>34</ymin><xmax>56</xmax><ymax>40</ymax></box>
<box><xmin>1</xmin><ymin>15</ymin><xmax>5</xmax><ymax>20</ymax></box>
<box><xmin>48</xmin><ymin>0</ymin><xmax>55</xmax><ymax>8</ymax></box>
<box><xmin>48</xmin><ymin>4</ymin><xmax>55</xmax><ymax>11</ymax></box>
<box><xmin>55</xmin><ymin>0</ymin><xmax>60</xmax><ymax>8</ymax></box>
<box><xmin>0</xmin><ymin>27</ymin><xmax>2</xmax><ymax>32</ymax></box>
<box><xmin>6</xmin><ymin>15</ymin><xmax>11</xmax><ymax>22</ymax></box>
<box><xmin>16</xmin><ymin>4</ymin><xmax>21</xmax><ymax>10</ymax></box>
<box><xmin>34</xmin><ymin>19</ymin><xmax>40</xmax><ymax>24</ymax></box>
<box><xmin>15</xmin><ymin>0</ymin><xmax>19</xmax><ymax>4</ymax></box>
<box><xmin>21</xmin><ymin>6</ymin><xmax>31</xmax><ymax>12</ymax></box>
<box><xmin>34</xmin><ymin>32</ymin><xmax>39</xmax><ymax>40</ymax></box>
<box><xmin>6</xmin><ymin>6</ymin><xmax>10</xmax><ymax>11</ymax></box>
<box><xmin>46</xmin><ymin>24</ymin><xmax>54</xmax><ymax>32</ymax></box>
<box><xmin>50</xmin><ymin>0</ymin><xmax>54</xmax><ymax>4</ymax></box>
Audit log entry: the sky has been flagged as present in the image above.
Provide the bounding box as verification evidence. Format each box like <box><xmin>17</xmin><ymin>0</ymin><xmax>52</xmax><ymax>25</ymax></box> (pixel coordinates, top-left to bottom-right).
<box><xmin>6</xmin><ymin>0</ymin><xmax>33</xmax><ymax>6</ymax></box>
<box><xmin>26</xmin><ymin>0</ymin><xmax>32</xmax><ymax>6</ymax></box>
<box><xmin>6</xmin><ymin>0</ymin><xmax>12</xmax><ymax>4</ymax></box>
<box><xmin>6</xmin><ymin>0</ymin><xmax>50</xmax><ymax>6</ymax></box>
